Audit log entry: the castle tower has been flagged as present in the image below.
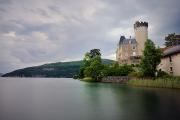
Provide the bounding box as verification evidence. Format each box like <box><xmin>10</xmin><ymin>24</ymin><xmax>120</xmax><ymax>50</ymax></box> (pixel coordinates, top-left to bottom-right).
<box><xmin>134</xmin><ymin>21</ymin><xmax>148</xmax><ymax>56</ymax></box>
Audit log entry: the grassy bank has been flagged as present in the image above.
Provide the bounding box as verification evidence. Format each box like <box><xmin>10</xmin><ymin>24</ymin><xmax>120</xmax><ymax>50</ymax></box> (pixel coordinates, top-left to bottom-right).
<box><xmin>128</xmin><ymin>77</ymin><xmax>180</xmax><ymax>89</ymax></box>
<box><xmin>80</xmin><ymin>77</ymin><xmax>97</xmax><ymax>82</ymax></box>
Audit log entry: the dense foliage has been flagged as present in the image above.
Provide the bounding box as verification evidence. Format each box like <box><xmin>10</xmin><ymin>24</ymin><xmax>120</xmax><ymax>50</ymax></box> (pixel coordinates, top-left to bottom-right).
<box><xmin>165</xmin><ymin>33</ymin><xmax>180</xmax><ymax>47</ymax></box>
<box><xmin>78</xmin><ymin>49</ymin><xmax>103</xmax><ymax>80</ymax></box>
<box><xmin>140</xmin><ymin>39</ymin><xmax>162</xmax><ymax>77</ymax></box>
<box><xmin>101</xmin><ymin>63</ymin><xmax>133</xmax><ymax>77</ymax></box>
<box><xmin>77</xmin><ymin>49</ymin><xmax>133</xmax><ymax>81</ymax></box>
<box><xmin>2</xmin><ymin>59</ymin><xmax>114</xmax><ymax>78</ymax></box>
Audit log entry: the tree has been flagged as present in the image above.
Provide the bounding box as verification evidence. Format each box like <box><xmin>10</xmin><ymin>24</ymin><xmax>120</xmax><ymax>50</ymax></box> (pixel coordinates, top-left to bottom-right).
<box><xmin>89</xmin><ymin>49</ymin><xmax>101</xmax><ymax>58</ymax></box>
<box><xmin>77</xmin><ymin>49</ymin><xmax>134</xmax><ymax>81</ymax></box>
<box><xmin>140</xmin><ymin>39</ymin><xmax>162</xmax><ymax>77</ymax></box>
<box><xmin>78</xmin><ymin>49</ymin><xmax>103</xmax><ymax>81</ymax></box>
<box><xmin>83</xmin><ymin>52</ymin><xmax>91</xmax><ymax>67</ymax></box>
<box><xmin>165</xmin><ymin>33</ymin><xmax>180</xmax><ymax>47</ymax></box>
<box><xmin>78</xmin><ymin>67</ymin><xmax>85</xmax><ymax>78</ymax></box>
<box><xmin>83</xmin><ymin>49</ymin><xmax>101</xmax><ymax>67</ymax></box>
<box><xmin>83</xmin><ymin>56</ymin><xmax>104</xmax><ymax>81</ymax></box>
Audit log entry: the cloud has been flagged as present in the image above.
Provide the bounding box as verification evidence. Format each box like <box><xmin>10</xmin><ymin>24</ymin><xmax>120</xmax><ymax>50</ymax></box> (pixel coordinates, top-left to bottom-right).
<box><xmin>0</xmin><ymin>30</ymin><xmax>58</xmax><ymax>72</ymax></box>
<box><xmin>2</xmin><ymin>31</ymin><xmax>16</xmax><ymax>38</ymax></box>
<box><xmin>108</xmin><ymin>27</ymin><xmax>134</xmax><ymax>40</ymax></box>
<box><xmin>0</xmin><ymin>0</ymin><xmax>179</xmax><ymax>73</ymax></box>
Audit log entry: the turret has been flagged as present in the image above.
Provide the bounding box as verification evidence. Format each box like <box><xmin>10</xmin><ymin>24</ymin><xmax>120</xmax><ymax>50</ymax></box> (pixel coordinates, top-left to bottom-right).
<box><xmin>134</xmin><ymin>21</ymin><xmax>148</xmax><ymax>56</ymax></box>
<box><xmin>134</xmin><ymin>21</ymin><xmax>148</xmax><ymax>29</ymax></box>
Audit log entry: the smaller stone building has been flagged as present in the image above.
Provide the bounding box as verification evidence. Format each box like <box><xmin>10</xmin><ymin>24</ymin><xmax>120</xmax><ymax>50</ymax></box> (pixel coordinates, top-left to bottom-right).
<box><xmin>158</xmin><ymin>45</ymin><xmax>180</xmax><ymax>76</ymax></box>
<box><xmin>116</xmin><ymin>36</ymin><xmax>140</xmax><ymax>64</ymax></box>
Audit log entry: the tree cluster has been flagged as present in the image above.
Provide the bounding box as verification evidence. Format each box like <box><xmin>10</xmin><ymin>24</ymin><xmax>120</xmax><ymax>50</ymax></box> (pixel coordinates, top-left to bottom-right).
<box><xmin>140</xmin><ymin>39</ymin><xmax>162</xmax><ymax>77</ymax></box>
<box><xmin>165</xmin><ymin>33</ymin><xmax>180</xmax><ymax>47</ymax></box>
<box><xmin>77</xmin><ymin>49</ymin><xmax>133</xmax><ymax>81</ymax></box>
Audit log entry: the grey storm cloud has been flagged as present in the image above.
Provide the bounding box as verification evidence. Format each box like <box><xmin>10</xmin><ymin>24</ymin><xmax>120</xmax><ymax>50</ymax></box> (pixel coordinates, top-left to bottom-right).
<box><xmin>0</xmin><ymin>0</ymin><xmax>180</xmax><ymax>73</ymax></box>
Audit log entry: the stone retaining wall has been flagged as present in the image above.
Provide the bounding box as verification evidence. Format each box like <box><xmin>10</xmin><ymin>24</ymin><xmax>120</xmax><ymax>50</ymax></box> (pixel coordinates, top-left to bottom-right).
<box><xmin>101</xmin><ymin>76</ymin><xmax>130</xmax><ymax>84</ymax></box>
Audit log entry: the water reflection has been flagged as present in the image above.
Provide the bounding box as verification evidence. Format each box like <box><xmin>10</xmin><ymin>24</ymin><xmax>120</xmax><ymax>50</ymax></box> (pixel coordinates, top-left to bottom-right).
<box><xmin>0</xmin><ymin>78</ymin><xmax>180</xmax><ymax>120</ymax></box>
<box><xmin>82</xmin><ymin>82</ymin><xmax>180</xmax><ymax>120</ymax></box>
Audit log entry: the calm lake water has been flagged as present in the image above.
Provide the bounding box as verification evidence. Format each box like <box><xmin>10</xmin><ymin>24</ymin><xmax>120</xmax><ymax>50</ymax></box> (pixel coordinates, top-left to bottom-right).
<box><xmin>0</xmin><ymin>78</ymin><xmax>180</xmax><ymax>120</ymax></box>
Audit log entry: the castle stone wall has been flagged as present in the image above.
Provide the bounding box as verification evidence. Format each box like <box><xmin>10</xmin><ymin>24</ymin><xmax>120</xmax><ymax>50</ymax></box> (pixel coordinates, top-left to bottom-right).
<box><xmin>134</xmin><ymin>22</ymin><xmax>148</xmax><ymax>56</ymax></box>
<box><xmin>116</xmin><ymin>21</ymin><xmax>148</xmax><ymax>64</ymax></box>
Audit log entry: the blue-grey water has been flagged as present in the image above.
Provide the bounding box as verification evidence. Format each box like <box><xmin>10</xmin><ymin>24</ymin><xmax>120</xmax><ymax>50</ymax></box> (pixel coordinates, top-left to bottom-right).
<box><xmin>0</xmin><ymin>78</ymin><xmax>180</xmax><ymax>120</ymax></box>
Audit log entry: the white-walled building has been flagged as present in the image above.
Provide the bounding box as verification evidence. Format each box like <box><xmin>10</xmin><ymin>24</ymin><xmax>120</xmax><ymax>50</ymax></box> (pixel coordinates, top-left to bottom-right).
<box><xmin>158</xmin><ymin>45</ymin><xmax>180</xmax><ymax>76</ymax></box>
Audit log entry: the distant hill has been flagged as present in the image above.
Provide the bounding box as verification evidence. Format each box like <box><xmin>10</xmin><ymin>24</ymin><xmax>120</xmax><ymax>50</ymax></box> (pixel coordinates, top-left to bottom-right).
<box><xmin>2</xmin><ymin>59</ymin><xmax>115</xmax><ymax>78</ymax></box>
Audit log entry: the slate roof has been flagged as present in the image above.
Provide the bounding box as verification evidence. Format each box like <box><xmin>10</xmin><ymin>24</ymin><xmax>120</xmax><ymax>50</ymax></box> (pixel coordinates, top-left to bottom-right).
<box><xmin>163</xmin><ymin>45</ymin><xmax>180</xmax><ymax>57</ymax></box>
<box><xmin>119</xmin><ymin>36</ymin><xmax>137</xmax><ymax>45</ymax></box>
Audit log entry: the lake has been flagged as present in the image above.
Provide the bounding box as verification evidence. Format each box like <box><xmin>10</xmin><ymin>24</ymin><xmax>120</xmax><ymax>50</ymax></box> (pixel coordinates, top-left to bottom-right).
<box><xmin>0</xmin><ymin>78</ymin><xmax>180</xmax><ymax>120</ymax></box>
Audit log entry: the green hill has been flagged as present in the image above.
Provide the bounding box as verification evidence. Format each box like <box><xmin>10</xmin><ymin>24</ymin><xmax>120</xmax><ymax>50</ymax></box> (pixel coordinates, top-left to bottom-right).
<box><xmin>2</xmin><ymin>59</ymin><xmax>114</xmax><ymax>78</ymax></box>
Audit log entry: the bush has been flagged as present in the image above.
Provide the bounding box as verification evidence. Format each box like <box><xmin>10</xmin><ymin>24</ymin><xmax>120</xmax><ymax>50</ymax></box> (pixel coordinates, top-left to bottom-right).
<box><xmin>157</xmin><ymin>70</ymin><xmax>170</xmax><ymax>78</ymax></box>
<box><xmin>129</xmin><ymin>71</ymin><xmax>144</xmax><ymax>78</ymax></box>
<box><xmin>101</xmin><ymin>64</ymin><xmax>133</xmax><ymax>77</ymax></box>
<box><xmin>73</xmin><ymin>75</ymin><xmax>79</xmax><ymax>79</ymax></box>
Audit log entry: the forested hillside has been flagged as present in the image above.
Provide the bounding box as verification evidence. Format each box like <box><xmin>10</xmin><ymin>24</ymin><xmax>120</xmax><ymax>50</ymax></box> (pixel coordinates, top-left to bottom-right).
<box><xmin>2</xmin><ymin>59</ymin><xmax>114</xmax><ymax>78</ymax></box>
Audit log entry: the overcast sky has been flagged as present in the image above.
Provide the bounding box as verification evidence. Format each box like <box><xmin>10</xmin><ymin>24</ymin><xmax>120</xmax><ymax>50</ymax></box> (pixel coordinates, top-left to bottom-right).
<box><xmin>0</xmin><ymin>0</ymin><xmax>180</xmax><ymax>73</ymax></box>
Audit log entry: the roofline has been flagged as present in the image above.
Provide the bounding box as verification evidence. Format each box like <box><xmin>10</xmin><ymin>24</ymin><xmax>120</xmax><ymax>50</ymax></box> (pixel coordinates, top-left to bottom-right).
<box><xmin>163</xmin><ymin>45</ymin><xmax>180</xmax><ymax>57</ymax></box>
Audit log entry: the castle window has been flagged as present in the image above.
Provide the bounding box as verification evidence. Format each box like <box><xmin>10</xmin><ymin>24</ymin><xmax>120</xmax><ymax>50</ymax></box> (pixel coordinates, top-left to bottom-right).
<box><xmin>132</xmin><ymin>46</ymin><xmax>136</xmax><ymax>50</ymax></box>
<box><xmin>170</xmin><ymin>67</ymin><xmax>173</xmax><ymax>75</ymax></box>
<box><xmin>133</xmin><ymin>52</ymin><xmax>136</xmax><ymax>56</ymax></box>
<box><xmin>170</xmin><ymin>67</ymin><xmax>173</xmax><ymax>72</ymax></box>
<box><xmin>169</xmin><ymin>56</ymin><xmax>172</xmax><ymax>62</ymax></box>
